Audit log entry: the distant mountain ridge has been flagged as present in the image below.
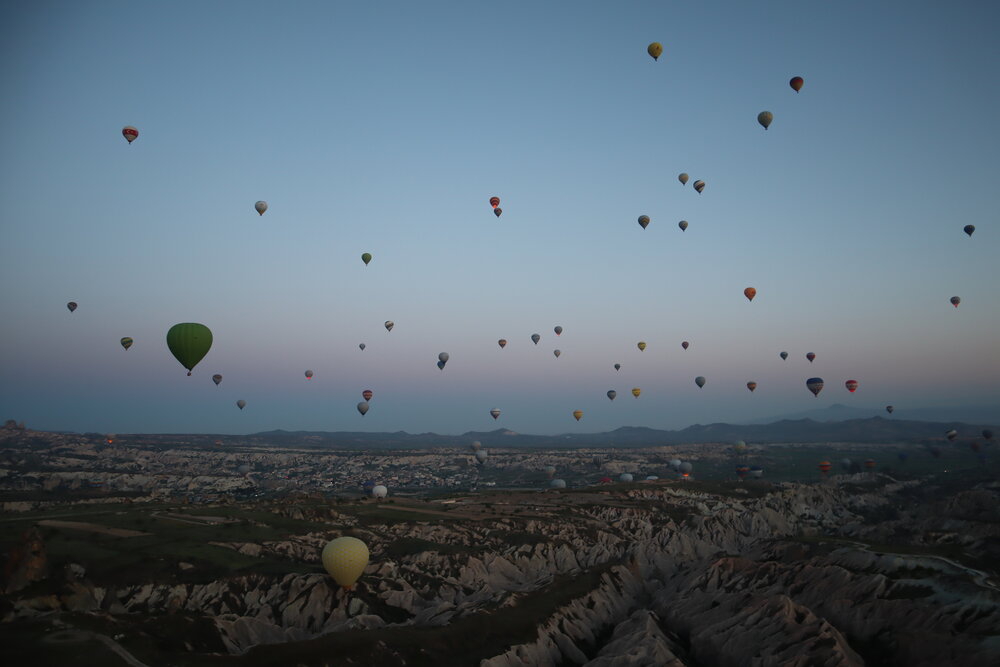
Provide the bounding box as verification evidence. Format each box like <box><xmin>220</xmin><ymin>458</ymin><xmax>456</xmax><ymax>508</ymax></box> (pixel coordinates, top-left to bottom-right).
<box><xmin>231</xmin><ymin>415</ymin><xmax>998</xmax><ymax>449</ymax></box>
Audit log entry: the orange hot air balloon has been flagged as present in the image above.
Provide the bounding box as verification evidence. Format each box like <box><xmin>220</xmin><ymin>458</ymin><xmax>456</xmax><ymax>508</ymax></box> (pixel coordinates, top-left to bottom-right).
<box><xmin>818</xmin><ymin>461</ymin><xmax>832</xmax><ymax>475</ymax></box>
<box><xmin>744</xmin><ymin>287</ymin><xmax>757</xmax><ymax>302</ymax></box>
<box><xmin>845</xmin><ymin>380</ymin><xmax>858</xmax><ymax>393</ymax></box>
<box><xmin>747</xmin><ymin>382</ymin><xmax>757</xmax><ymax>392</ymax></box>
<box><xmin>572</xmin><ymin>410</ymin><xmax>583</xmax><ymax>421</ymax></box>
<box><xmin>864</xmin><ymin>458</ymin><xmax>877</xmax><ymax>470</ymax></box>
<box><xmin>362</xmin><ymin>390</ymin><xmax>373</xmax><ymax>401</ymax></box>
<box><xmin>789</xmin><ymin>76</ymin><xmax>804</xmax><ymax>92</ymax></box>
<box><xmin>489</xmin><ymin>196</ymin><xmax>500</xmax><ymax>209</ymax></box>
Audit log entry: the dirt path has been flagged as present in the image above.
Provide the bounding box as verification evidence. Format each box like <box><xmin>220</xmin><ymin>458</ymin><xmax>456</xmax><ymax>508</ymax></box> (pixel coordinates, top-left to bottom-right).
<box><xmin>36</xmin><ymin>519</ymin><xmax>150</xmax><ymax>537</ymax></box>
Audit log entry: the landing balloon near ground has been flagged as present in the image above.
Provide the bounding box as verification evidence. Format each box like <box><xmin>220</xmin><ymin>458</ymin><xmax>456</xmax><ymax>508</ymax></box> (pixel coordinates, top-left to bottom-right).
<box><xmin>647</xmin><ymin>42</ymin><xmax>663</xmax><ymax>60</ymax></box>
<box><xmin>806</xmin><ymin>377</ymin><xmax>824</xmax><ymax>397</ymax></box>
<box><xmin>789</xmin><ymin>76</ymin><xmax>804</xmax><ymax>92</ymax></box>
<box><xmin>371</xmin><ymin>485</ymin><xmax>388</xmax><ymax>499</ymax></box>
<box><xmin>166</xmin><ymin>323</ymin><xmax>213</xmax><ymax>376</ymax></box>
<box><xmin>120</xmin><ymin>337</ymin><xmax>133</xmax><ymax>351</ymax></box>
<box><xmin>122</xmin><ymin>126</ymin><xmax>139</xmax><ymax>143</ymax></box>
<box><xmin>619</xmin><ymin>473</ymin><xmax>634</xmax><ymax>482</ymax></box>
<box><xmin>638</xmin><ymin>215</ymin><xmax>650</xmax><ymax>229</ymax></box>
<box><xmin>67</xmin><ymin>301</ymin><xmax>77</xmax><ymax>312</ymax></box>
<box><xmin>757</xmin><ymin>111</ymin><xmax>773</xmax><ymax>129</ymax></box>
<box><xmin>254</xmin><ymin>201</ymin><xmax>267</xmax><ymax>216</ymax></box>
<box><xmin>321</xmin><ymin>537</ymin><xmax>369</xmax><ymax>589</ymax></box>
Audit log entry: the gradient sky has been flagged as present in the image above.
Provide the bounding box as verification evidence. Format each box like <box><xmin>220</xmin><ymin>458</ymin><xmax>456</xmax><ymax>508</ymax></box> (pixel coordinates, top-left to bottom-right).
<box><xmin>1</xmin><ymin>1</ymin><xmax>998</xmax><ymax>436</ymax></box>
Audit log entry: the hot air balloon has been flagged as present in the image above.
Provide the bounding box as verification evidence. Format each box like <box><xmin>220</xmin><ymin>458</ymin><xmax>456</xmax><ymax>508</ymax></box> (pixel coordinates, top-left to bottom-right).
<box><xmin>647</xmin><ymin>42</ymin><xmax>663</xmax><ymax>60</ymax></box>
<box><xmin>372</xmin><ymin>485</ymin><xmax>388</xmax><ymax>498</ymax></box>
<box><xmin>67</xmin><ymin>301</ymin><xmax>77</xmax><ymax>312</ymax></box>
<box><xmin>254</xmin><ymin>201</ymin><xmax>268</xmax><ymax>216</ymax></box>
<box><xmin>669</xmin><ymin>459</ymin><xmax>682</xmax><ymax>470</ymax></box>
<box><xmin>679</xmin><ymin>220</ymin><xmax>688</xmax><ymax>231</ymax></box>
<box><xmin>950</xmin><ymin>296</ymin><xmax>961</xmax><ymax>308</ymax></box>
<box><xmin>681</xmin><ymin>341</ymin><xmax>689</xmax><ymax>350</ymax></box>
<box><xmin>361</xmin><ymin>253</ymin><xmax>372</xmax><ymax>265</ymax></box>
<box><xmin>494</xmin><ymin>207</ymin><xmax>502</xmax><ymax>218</ymax></box>
<box><xmin>437</xmin><ymin>361</ymin><xmax>446</xmax><ymax>370</ymax></box>
<box><xmin>637</xmin><ymin>341</ymin><xmax>646</xmax><ymax>351</ymax></box>
<box><xmin>678</xmin><ymin>173</ymin><xmax>689</xmax><ymax>186</ymax></box>
<box><xmin>734</xmin><ymin>441</ymin><xmax>747</xmax><ymax>454</ymax></box>
<box><xmin>695</xmin><ymin>376</ymin><xmax>706</xmax><ymax>388</ymax></box>
<box><xmin>544</xmin><ymin>465</ymin><xmax>557</xmax><ymax>478</ymax></box>
<box><xmin>212</xmin><ymin>374</ymin><xmax>223</xmax><ymax>386</ymax></box>
<box><xmin>607</xmin><ymin>390</ymin><xmax>617</xmax><ymax>400</ymax></box>
<box><xmin>747</xmin><ymin>382</ymin><xmax>757</xmax><ymax>392</ymax></box>
<box><xmin>305</xmin><ymin>370</ymin><xmax>314</xmax><ymax>379</ymax></box>
<box><xmin>789</xmin><ymin>76</ymin><xmax>804</xmax><ymax>92</ymax></box>
<box><xmin>573</xmin><ymin>410</ymin><xmax>583</xmax><ymax>421</ymax></box>
<box><xmin>806</xmin><ymin>352</ymin><xmax>816</xmax><ymax>363</ymax></box>
<box><xmin>438</xmin><ymin>352</ymin><xmax>449</xmax><ymax>363</ymax></box>
<box><xmin>757</xmin><ymin>111</ymin><xmax>773</xmax><ymax>129</ymax></box>
<box><xmin>886</xmin><ymin>405</ymin><xmax>894</xmax><ymax>414</ymax></box>
<box><xmin>470</xmin><ymin>441</ymin><xmax>482</xmax><ymax>451</ymax></box>
<box><xmin>614</xmin><ymin>363</ymin><xmax>621</xmax><ymax>371</ymax></box>
<box><xmin>490</xmin><ymin>408</ymin><xmax>500</xmax><ymax>420</ymax></box>
<box><xmin>122</xmin><ymin>126</ymin><xmax>138</xmax><ymax>143</ymax></box>
<box><xmin>359</xmin><ymin>343</ymin><xmax>366</xmax><ymax>351</ymax></box>
<box><xmin>946</xmin><ymin>429</ymin><xmax>958</xmax><ymax>441</ymax></box>
<box><xmin>619</xmin><ymin>473</ymin><xmax>634</xmax><ymax>482</ymax></box>
<box><xmin>806</xmin><ymin>377</ymin><xmax>824</xmax><ymax>396</ymax></box>
<box><xmin>553</xmin><ymin>349</ymin><xmax>561</xmax><ymax>358</ymax></box>
<box><xmin>864</xmin><ymin>459</ymin><xmax>876</xmax><ymax>470</ymax></box>
<box><xmin>679</xmin><ymin>462</ymin><xmax>692</xmax><ymax>474</ymax></box>
<box><xmin>749</xmin><ymin>466</ymin><xmax>763</xmax><ymax>478</ymax></box>
<box><xmin>638</xmin><ymin>215</ymin><xmax>650</xmax><ymax>229</ymax></box>
<box><xmin>166</xmin><ymin>323</ymin><xmax>213</xmax><ymax>376</ymax></box>
<box><xmin>554</xmin><ymin>325</ymin><xmax>563</xmax><ymax>335</ymax></box>
<box><xmin>818</xmin><ymin>461</ymin><xmax>832</xmax><ymax>475</ymax></box>
<box><xmin>780</xmin><ymin>351</ymin><xmax>788</xmax><ymax>360</ymax></box>
<box><xmin>693</xmin><ymin>180</ymin><xmax>705</xmax><ymax>193</ymax></box>
<box><xmin>321</xmin><ymin>536</ymin><xmax>369</xmax><ymax>590</ymax></box>
<box><xmin>237</xmin><ymin>463</ymin><xmax>251</xmax><ymax>474</ymax></box>
<box><xmin>531</xmin><ymin>333</ymin><xmax>541</xmax><ymax>345</ymax></box>
<box><xmin>236</xmin><ymin>400</ymin><xmax>246</xmax><ymax>410</ymax></box>
<box><xmin>475</xmin><ymin>449</ymin><xmax>488</xmax><ymax>464</ymax></box>
<box><xmin>550</xmin><ymin>478</ymin><xmax>566</xmax><ymax>489</ymax></box>
<box><xmin>385</xmin><ymin>320</ymin><xmax>394</xmax><ymax>331</ymax></box>
<box><xmin>359</xmin><ymin>390</ymin><xmax>372</xmax><ymax>403</ymax></box>
<box><xmin>357</xmin><ymin>402</ymin><xmax>369</xmax><ymax>415</ymax></box>
<box><xmin>631</xmin><ymin>387</ymin><xmax>641</xmax><ymax>398</ymax></box>
<box><xmin>845</xmin><ymin>380</ymin><xmax>858</xmax><ymax>393</ymax></box>
<box><xmin>744</xmin><ymin>287</ymin><xmax>757</xmax><ymax>302</ymax></box>
<box><xmin>735</xmin><ymin>465</ymin><xmax>750</xmax><ymax>480</ymax></box>
<box><xmin>489</xmin><ymin>196</ymin><xmax>500</xmax><ymax>209</ymax></box>
<box><xmin>120</xmin><ymin>337</ymin><xmax>133</xmax><ymax>351</ymax></box>
<box><xmin>498</xmin><ymin>339</ymin><xmax>507</xmax><ymax>349</ymax></box>
<box><xmin>963</xmin><ymin>225</ymin><xmax>975</xmax><ymax>237</ymax></box>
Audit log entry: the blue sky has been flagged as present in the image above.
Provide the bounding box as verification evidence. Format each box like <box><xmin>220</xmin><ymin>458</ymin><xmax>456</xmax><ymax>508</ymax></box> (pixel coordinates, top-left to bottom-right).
<box><xmin>1</xmin><ymin>1</ymin><xmax>997</xmax><ymax>435</ymax></box>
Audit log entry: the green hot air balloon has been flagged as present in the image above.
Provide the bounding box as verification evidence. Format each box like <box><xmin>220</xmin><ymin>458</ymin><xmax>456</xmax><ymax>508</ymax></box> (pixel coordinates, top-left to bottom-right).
<box><xmin>166</xmin><ymin>323</ymin><xmax>213</xmax><ymax>376</ymax></box>
<box><xmin>362</xmin><ymin>252</ymin><xmax>372</xmax><ymax>265</ymax></box>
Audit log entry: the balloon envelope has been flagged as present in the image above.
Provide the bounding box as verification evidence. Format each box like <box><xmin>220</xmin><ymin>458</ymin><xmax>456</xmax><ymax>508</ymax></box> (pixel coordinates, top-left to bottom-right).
<box><xmin>489</xmin><ymin>196</ymin><xmax>500</xmax><ymax>208</ymax></box>
<box><xmin>236</xmin><ymin>400</ymin><xmax>246</xmax><ymax>410</ymax></box>
<box><xmin>614</xmin><ymin>363</ymin><xmax>621</xmax><ymax>371</ymax></box>
<box><xmin>305</xmin><ymin>370</ymin><xmax>313</xmax><ymax>379</ymax></box>
<box><xmin>357</xmin><ymin>401</ymin><xmax>369</xmax><ymax>415</ymax></box>
<box><xmin>789</xmin><ymin>76</ymin><xmax>804</xmax><ymax>92</ymax></box>
<box><xmin>498</xmin><ymin>339</ymin><xmax>507</xmax><ymax>349</ymax></box>
<box><xmin>67</xmin><ymin>301</ymin><xmax>77</xmax><ymax>312</ymax></box>
<box><xmin>531</xmin><ymin>333</ymin><xmax>540</xmax><ymax>345</ymax></box>
<box><xmin>678</xmin><ymin>220</ymin><xmax>688</xmax><ymax>231</ymax></box>
<box><xmin>744</xmin><ymin>287</ymin><xmax>757</xmax><ymax>302</ymax></box>
<box><xmin>845</xmin><ymin>380</ymin><xmax>858</xmax><ymax>393</ymax></box>
<box><xmin>321</xmin><ymin>536</ymin><xmax>369</xmax><ymax>589</ymax></box>
<box><xmin>638</xmin><ymin>215</ymin><xmax>650</xmax><ymax>229</ymax></box>
<box><xmin>554</xmin><ymin>326</ymin><xmax>563</xmax><ymax>335</ymax></box>
<box><xmin>359</xmin><ymin>343</ymin><xmax>366</xmax><ymax>351</ymax></box>
<box><xmin>693</xmin><ymin>180</ymin><xmax>705</xmax><ymax>193</ymax></box>
<box><xmin>572</xmin><ymin>410</ymin><xmax>583</xmax><ymax>421</ymax></box>
<box><xmin>757</xmin><ymin>111</ymin><xmax>773</xmax><ymax>129</ymax></box>
<box><xmin>553</xmin><ymin>349</ymin><xmax>561</xmax><ymax>358</ymax></box>
<box><xmin>619</xmin><ymin>473</ymin><xmax>634</xmax><ymax>482</ymax></box>
<box><xmin>254</xmin><ymin>201</ymin><xmax>267</xmax><ymax>216</ymax></box>
<box><xmin>494</xmin><ymin>207</ymin><xmax>502</xmax><ymax>217</ymax></box>
<box><xmin>437</xmin><ymin>360</ymin><xmax>446</xmax><ymax>370</ymax></box>
<box><xmin>385</xmin><ymin>320</ymin><xmax>394</xmax><ymax>331</ymax></box>
<box><xmin>747</xmin><ymin>382</ymin><xmax>757</xmax><ymax>392</ymax></box>
<box><xmin>212</xmin><ymin>374</ymin><xmax>222</xmax><ymax>386</ymax></box>
<box><xmin>806</xmin><ymin>352</ymin><xmax>816</xmax><ymax>362</ymax></box>
<box><xmin>122</xmin><ymin>126</ymin><xmax>138</xmax><ymax>143</ymax></box>
<box><xmin>361</xmin><ymin>253</ymin><xmax>372</xmax><ymax>265</ymax></box>
<box><xmin>607</xmin><ymin>390</ymin><xmax>617</xmax><ymax>400</ymax></box>
<box><xmin>631</xmin><ymin>387</ymin><xmax>641</xmax><ymax>398</ymax></box>
<box><xmin>166</xmin><ymin>323</ymin><xmax>213</xmax><ymax>375</ymax></box>
<box><xmin>637</xmin><ymin>341</ymin><xmax>646</xmax><ymax>351</ymax></box>
<box><xmin>963</xmin><ymin>225</ymin><xmax>975</xmax><ymax>237</ymax></box>
<box><xmin>438</xmin><ymin>352</ymin><xmax>449</xmax><ymax>362</ymax></box>
<box><xmin>647</xmin><ymin>42</ymin><xmax>663</xmax><ymax>60</ymax></box>
<box><xmin>695</xmin><ymin>376</ymin><xmax>706</xmax><ymax>388</ymax></box>
<box><xmin>475</xmin><ymin>449</ymin><xmax>488</xmax><ymax>463</ymax></box>
<box><xmin>950</xmin><ymin>296</ymin><xmax>961</xmax><ymax>307</ymax></box>
<box><xmin>120</xmin><ymin>337</ymin><xmax>133</xmax><ymax>351</ymax></box>
<box><xmin>550</xmin><ymin>478</ymin><xmax>566</xmax><ymax>489</ymax></box>
<box><xmin>681</xmin><ymin>341</ymin><xmax>689</xmax><ymax>350</ymax></box>
<box><xmin>362</xmin><ymin>390</ymin><xmax>373</xmax><ymax>401</ymax></box>
<box><xmin>490</xmin><ymin>408</ymin><xmax>500</xmax><ymax>420</ymax></box>
<box><xmin>372</xmin><ymin>485</ymin><xmax>388</xmax><ymax>498</ymax></box>
<box><xmin>886</xmin><ymin>405</ymin><xmax>894</xmax><ymax>414</ymax></box>
<box><xmin>678</xmin><ymin>173</ymin><xmax>689</xmax><ymax>185</ymax></box>
<box><xmin>806</xmin><ymin>377</ymin><xmax>824</xmax><ymax>397</ymax></box>
<box><xmin>780</xmin><ymin>351</ymin><xmax>788</xmax><ymax>360</ymax></box>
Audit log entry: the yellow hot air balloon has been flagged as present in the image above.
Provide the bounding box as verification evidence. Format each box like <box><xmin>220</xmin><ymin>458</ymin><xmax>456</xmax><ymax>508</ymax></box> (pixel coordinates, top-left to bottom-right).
<box><xmin>637</xmin><ymin>341</ymin><xmax>646</xmax><ymax>351</ymax></box>
<box><xmin>631</xmin><ymin>387</ymin><xmax>641</xmax><ymax>398</ymax></box>
<box><xmin>647</xmin><ymin>42</ymin><xmax>663</xmax><ymax>61</ymax></box>
<box><xmin>321</xmin><ymin>536</ymin><xmax>369</xmax><ymax>590</ymax></box>
<box><xmin>572</xmin><ymin>410</ymin><xmax>583</xmax><ymax>421</ymax></box>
